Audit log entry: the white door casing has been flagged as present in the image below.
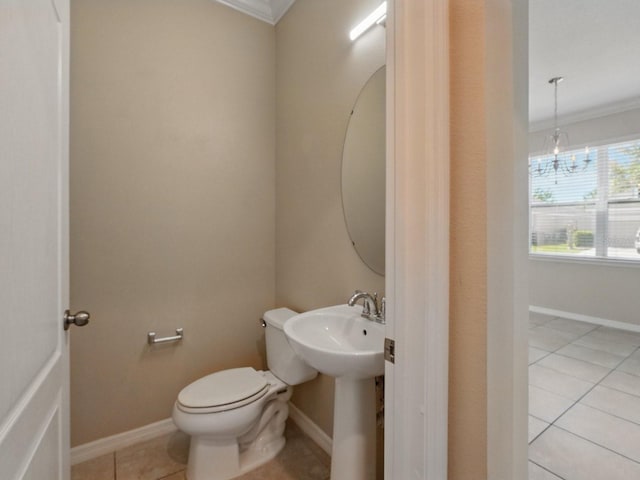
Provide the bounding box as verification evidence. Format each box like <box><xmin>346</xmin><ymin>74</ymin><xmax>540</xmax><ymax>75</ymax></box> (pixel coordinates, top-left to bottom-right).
<box><xmin>0</xmin><ymin>0</ymin><xmax>70</xmax><ymax>478</ymax></box>
<box><xmin>486</xmin><ymin>0</ymin><xmax>529</xmax><ymax>478</ymax></box>
<box><xmin>384</xmin><ymin>1</ymin><xmax>450</xmax><ymax>479</ymax></box>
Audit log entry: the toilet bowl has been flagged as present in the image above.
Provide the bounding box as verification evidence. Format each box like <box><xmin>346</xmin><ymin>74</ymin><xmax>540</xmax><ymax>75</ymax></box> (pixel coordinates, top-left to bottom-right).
<box><xmin>172</xmin><ymin>308</ymin><xmax>317</xmax><ymax>480</ymax></box>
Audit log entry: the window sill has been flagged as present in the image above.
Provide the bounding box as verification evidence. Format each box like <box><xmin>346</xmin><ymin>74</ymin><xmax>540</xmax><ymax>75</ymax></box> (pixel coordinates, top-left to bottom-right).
<box><xmin>529</xmin><ymin>253</ymin><xmax>640</xmax><ymax>268</ymax></box>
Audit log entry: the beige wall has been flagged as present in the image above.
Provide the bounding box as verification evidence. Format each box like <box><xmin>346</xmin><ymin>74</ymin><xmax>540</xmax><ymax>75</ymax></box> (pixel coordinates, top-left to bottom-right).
<box><xmin>70</xmin><ymin>0</ymin><xmax>275</xmax><ymax>446</ymax></box>
<box><xmin>449</xmin><ymin>0</ymin><xmax>488</xmax><ymax>477</ymax></box>
<box><xmin>275</xmin><ymin>0</ymin><xmax>385</xmax><ymax>438</ymax></box>
<box><xmin>530</xmin><ymin>259</ymin><xmax>640</xmax><ymax>325</ymax></box>
<box><xmin>69</xmin><ymin>1</ymin><xmax>523</xmax><ymax>475</ymax></box>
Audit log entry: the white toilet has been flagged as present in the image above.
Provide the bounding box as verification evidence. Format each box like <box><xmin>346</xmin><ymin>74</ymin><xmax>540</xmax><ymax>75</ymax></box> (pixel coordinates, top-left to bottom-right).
<box><xmin>172</xmin><ymin>308</ymin><xmax>317</xmax><ymax>480</ymax></box>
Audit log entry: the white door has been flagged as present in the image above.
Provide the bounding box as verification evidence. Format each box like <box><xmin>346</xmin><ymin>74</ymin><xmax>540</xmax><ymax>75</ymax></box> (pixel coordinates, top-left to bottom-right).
<box><xmin>0</xmin><ymin>0</ymin><xmax>72</xmax><ymax>478</ymax></box>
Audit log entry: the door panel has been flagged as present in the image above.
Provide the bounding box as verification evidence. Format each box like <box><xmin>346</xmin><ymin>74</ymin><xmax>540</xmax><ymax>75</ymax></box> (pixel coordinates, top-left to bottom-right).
<box><xmin>0</xmin><ymin>0</ymin><xmax>70</xmax><ymax>478</ymax></box>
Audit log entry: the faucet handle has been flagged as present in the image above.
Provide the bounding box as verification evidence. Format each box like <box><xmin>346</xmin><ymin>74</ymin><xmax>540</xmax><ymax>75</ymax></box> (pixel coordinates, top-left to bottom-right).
<box><xmin>380</xmin><ymin>297</ymin><xmax>386</xmax><ymax>320</ymax></box>
<box><xmin>362</xmin><ymin>296</ymin><xmax>371</xmax><ymax>316</ymax></box>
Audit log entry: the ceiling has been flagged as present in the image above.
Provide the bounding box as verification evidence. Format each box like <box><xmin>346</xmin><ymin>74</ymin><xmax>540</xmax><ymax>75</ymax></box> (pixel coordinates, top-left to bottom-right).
<box><xmin>219</xmin><ymin>1</ymin><xmax>640</xmax><ymax>127</ymax></box>
<box><xmin>530</xmin><ymin>0</ymin><xmax>640</xmax><ymax>126</ymax></box>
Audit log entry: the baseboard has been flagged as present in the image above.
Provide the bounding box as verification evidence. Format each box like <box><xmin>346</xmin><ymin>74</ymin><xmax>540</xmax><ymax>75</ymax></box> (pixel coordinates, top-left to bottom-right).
<box><xmin>70</xmin><ymin>418</ymin><xmax>176</xmax><ymax>465</ymax></box>
<box><xmin>287</xmin><ymin>402</ymin><xmax>332</xmax><ymax>456</ymax></box>
<box><xmin>530</xmin><ymin>305</ymin><xmax>640</xmax><ymax>333</ymax></box>
<box><xmin>71</xmin><ymin>403</ymin><xmax>332</xmax><ymax>465</ymax></box>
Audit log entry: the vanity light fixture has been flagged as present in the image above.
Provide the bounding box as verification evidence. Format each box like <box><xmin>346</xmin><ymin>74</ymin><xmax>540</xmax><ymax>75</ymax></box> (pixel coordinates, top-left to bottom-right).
<box><xmin>349</xmin><ymin>1</ymin><xmax>387</xmax><ymax>41</ymax></box>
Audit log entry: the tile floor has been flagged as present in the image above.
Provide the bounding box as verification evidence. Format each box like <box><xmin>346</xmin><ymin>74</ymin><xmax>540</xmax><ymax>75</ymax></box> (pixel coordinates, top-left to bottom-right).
<box><xmin>529</xmin><ymin>312</ymin><xmax>640</xmax><ymax>479</ymax></box>
<box><xmin>71</xmin><ymin>421</ymin><xmax>330</xmax><ymax>480</ymax></box>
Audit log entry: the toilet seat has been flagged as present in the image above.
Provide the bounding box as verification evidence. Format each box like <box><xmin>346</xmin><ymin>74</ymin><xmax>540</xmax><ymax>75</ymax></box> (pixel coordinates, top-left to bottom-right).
<box><xmin>177</xmin><ymin>367</ymin><xmax>270</xmax><ymax>414</ymax></box>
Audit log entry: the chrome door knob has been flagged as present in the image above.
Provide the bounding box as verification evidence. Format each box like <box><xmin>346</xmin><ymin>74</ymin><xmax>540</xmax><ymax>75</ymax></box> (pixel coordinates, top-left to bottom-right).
<box><xmin>63</xmin><ymin>310</ymin><xmax>90</xmax><ymax>330</ymax></box>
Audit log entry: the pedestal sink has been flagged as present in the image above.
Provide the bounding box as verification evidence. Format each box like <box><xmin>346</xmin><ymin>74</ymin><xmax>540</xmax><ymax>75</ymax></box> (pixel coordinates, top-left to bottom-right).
<box><xmin>283</xmin><ymin>304</ymin><xmax>384</xmax><ymax>480</ymax></box>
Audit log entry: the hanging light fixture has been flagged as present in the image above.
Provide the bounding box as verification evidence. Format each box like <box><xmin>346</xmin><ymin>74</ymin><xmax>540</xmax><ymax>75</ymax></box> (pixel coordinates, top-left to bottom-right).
<box><xmin>530</xmin><ymin>76</ymin><xmax>592</xmax><ymax>182</ymax></box>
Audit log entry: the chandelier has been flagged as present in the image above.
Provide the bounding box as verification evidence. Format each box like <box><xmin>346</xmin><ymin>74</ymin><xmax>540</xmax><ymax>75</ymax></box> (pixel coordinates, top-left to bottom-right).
<box><xmin>530</xmin><ymin>77</ymin><xmax>592</xmax><ymax>182</ymax></box>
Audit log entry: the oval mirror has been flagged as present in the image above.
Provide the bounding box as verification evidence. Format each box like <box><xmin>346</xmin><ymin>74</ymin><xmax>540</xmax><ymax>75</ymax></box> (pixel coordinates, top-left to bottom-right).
<box><xmin>341</xmin><ymin>66</ymin><xmax>386</xmax><ymax>275</ymax></box>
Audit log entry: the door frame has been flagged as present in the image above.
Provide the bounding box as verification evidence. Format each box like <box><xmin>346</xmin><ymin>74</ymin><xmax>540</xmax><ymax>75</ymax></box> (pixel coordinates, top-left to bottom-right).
<box><xmin>384</xmin><ymin>1</ymin><xmax>450</xmax><ymax>478</ymax></box>
<box><xmin>385</xmin><ymin>0</ymin><xmax>529</xmax><ymax>478</ymax></box>
<box><xmin>485</xmin><ymin>0</ymin><xmax>529</xmax><ymax>478</ymax></box>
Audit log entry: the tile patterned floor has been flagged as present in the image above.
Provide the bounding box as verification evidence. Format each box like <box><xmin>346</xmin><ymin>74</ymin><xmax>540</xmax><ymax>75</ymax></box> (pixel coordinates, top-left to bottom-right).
<box><xmin>71</xmin><ymin>421</ymin><xmax>330</xmax><ymax>480</ymax></box>
<box><xmin>529</xmin><ymin>312</ymin><xmax>640</xmax><ymax>479</ymax></box>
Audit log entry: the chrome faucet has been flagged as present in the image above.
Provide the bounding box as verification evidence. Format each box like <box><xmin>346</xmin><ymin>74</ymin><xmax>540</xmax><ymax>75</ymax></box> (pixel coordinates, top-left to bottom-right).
<box><xmin>348</xmin><ymin>290</ymin><xmax>385</xmax><ymax>324</ymax></box>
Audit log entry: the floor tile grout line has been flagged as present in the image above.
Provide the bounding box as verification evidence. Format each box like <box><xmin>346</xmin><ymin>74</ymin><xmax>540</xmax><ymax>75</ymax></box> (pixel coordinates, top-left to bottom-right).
<box><xmin>542</xmin><ymin>354</ymin><xmax>626</xmax><ymax>427</ymax></box>
<box><xmin>552</xmin><ymin>423</ymin><xmax>640</xmax><ymax>467</ymax></box>
<box><xmin>529</xmin><ymin>413</ymin><xmax>552</xmax><ymax>425</ymax></box>
<box><xmin>596</xmin><ymin>381</ymin><xmax>640</xmax><ymax>399</ymax></box>
<box><xmin>529</xmin><ymin>348</ymin><xmax>554</xmax><ymax>365</ymax></box>
<box><xmin>570</xmin><ymin>334</ymin><xmax>640</xmax><ymax>359</ymax></box>
<box><xmin>571</xmin><ymin>400</ymin><xmax>640</xmax><ymax>429</ymax></box>
<box><xmin>528</xmin><ymin>459</ymin><xmax>566</xmax><ymax>480</ymax></box>
<box><xmin>531</xmin><ymin>321</ymin><xmax>640</xmax><ymax>354</ymax></box>
<box><xmin>594</xmin><ymin>345</ymin><xmax>640</xmax><ymax>388</ymax></box>
<box><xmin>530</xmin><ymin>361</ymin><xmax>608</xmax><ymax>386</ymax></box>
<box><xmin>530</xmin><ymin>390</ymin><xmax>581</xmax><ymax>429</ymax></box>
<box><xmin>156</xmin><ymin>468</ymin><xmax>186</xmax><ymax>480</ymax></box>
<box><xmin>551</xmin><ymin>349</ymin><xmax>624</xmax><ymax>369</ymax></box>
<box><xmin>529</xmin><ymin>321</ymin><xmax>605</xmax><ymax>357</ymax></box>
<box><xmin>543</xmin><ymin>321</ymin><xmax>599</xmax><ymax>338</ymax></box>
<box><xmin>528</xmin><ymin>377</ymin><xmax>595</xmax><ymax>405</ymax></box>
<box><xmin>530</xmin><ymin>336</ymin><xmax>640</xmax><ymax>386</ymax></box>
<box><xmin>528</xmin><ymin>419</ymin><xmax>553</xmax><ymax>446</ymax></box>
<box><xmin>615</xmin><ymin>344</ymin><xmax>640</xmax><ymax>366</ymax></box>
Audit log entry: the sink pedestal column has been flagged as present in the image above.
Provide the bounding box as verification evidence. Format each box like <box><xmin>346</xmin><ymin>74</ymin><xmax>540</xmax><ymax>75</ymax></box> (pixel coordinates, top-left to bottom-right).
<box><xmin>330</xmin><ymin>376</ymin><xmax>376</xmax><ymax>480</ymax></box>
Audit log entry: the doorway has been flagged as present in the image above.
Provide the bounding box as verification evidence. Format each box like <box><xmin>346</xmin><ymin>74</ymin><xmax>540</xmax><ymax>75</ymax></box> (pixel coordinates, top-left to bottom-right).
<box><xmin>527</xmin><ymin>1</ymin><xmax>640</xmax><ymax>477</ymax></box>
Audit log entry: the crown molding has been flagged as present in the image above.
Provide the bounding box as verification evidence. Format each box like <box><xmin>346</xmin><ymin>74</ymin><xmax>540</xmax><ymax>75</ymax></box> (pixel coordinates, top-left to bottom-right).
<box><xmin>530</xmin><ymin>97</ymin><xmax>640</xmax><ymax>132</ymax></box>
<box><xmin>215</xmin><ymin>0</ymin><xmax>296</xmax><ymax>25</ymax></box>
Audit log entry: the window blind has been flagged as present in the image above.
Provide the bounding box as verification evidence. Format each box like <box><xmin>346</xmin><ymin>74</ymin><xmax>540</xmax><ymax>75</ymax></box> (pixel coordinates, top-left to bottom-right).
<box><xmin>529</xmin><ymin>139</ymin><xmax>640</xmax><ymax>260</ymax></box>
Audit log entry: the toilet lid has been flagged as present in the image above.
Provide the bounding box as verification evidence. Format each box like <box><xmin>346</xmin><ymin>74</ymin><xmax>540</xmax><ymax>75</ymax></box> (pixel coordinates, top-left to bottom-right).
<box><xmin>177</xmin><ymin>367</ymin><xmax>268</xmax><ymax>410</ymax></box>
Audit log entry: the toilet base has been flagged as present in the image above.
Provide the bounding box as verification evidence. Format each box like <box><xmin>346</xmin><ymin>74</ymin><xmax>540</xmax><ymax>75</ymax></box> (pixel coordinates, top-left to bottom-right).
<box><xmin>186</xmin><ymin>435</ymin><xmax>285</xmax><ymax>480</ymax></box>
<box><xmin>185</xmin><ymin>396</ymin><xmax>289</xmax><ymax>480</ymax></box>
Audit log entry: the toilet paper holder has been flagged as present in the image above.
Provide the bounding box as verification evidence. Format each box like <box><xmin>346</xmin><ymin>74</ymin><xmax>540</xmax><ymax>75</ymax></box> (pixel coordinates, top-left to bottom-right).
<box><xmin>148</xmin><ymin>328</ymin><xmax>184</xmax><ymax>345</ymax></box>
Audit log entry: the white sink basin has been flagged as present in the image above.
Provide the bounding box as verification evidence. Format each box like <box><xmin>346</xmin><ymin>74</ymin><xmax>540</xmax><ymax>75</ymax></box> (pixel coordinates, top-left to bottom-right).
<box><xmin>285</xmin><ymin>303</ymin><xmax>384</xmax><ymax>480</ymax></box>
<box><xmin>283</xmin><ymin>304</ymin><xmax>384</xmax><ymax>379</ymax></box>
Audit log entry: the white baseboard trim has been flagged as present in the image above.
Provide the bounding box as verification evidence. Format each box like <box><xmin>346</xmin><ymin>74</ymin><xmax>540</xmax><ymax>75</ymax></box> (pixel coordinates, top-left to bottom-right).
<box><xmin>70</xmin><ymin>418</ymin><xmax>176</xmax><ymax>465</ymax></box>
<box><xmin>287</xmin><ymin>402</ymin><xmax>332</xmax><ymax>456</ymax></box>
<box><xmin>530</xmin><ymin>306</ymin><xmax>640</xmax><ymax>333</ymax></box>
<box><xmin>71</xmin><ymin>404</ymin><xmax>331</xmax><ymax>466</ymax></box>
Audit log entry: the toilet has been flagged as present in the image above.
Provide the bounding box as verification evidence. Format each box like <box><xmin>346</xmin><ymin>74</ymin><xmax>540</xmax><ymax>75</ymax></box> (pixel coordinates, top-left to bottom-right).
<box><xmin>172</xmin><ymin>308</ymin><xmax>317</xmax><ymax>480</ymax></box>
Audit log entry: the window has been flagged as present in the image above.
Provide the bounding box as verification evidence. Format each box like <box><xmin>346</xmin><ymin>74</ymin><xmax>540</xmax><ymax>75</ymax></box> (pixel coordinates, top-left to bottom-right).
<box><xmin>529</xmin><ymin>138</ymin><xmax>640</xmax><ymax>261</ymax></box>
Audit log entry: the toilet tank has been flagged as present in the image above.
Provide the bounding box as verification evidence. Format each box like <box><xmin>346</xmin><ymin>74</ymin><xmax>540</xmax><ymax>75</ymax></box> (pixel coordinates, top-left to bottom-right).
<box><xmin>263</xmin><ymin>308</ymin><xmax>317</xmax><ymax>385</ymax></box>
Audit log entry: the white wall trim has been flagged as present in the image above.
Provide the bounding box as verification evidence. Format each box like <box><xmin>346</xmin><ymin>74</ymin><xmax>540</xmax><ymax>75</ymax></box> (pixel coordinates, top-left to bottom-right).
<box><xmin>70</xmin><ymin>418</ymin><xmax>176</xmax><ymax>465</ymax></box>
<box><xmin>487</xmin><ymin>0</ymin><xmax>529</xmax><ymax>478</ymax></box>
<box><xmin>287</xmin><ymin>402</ymin><xmax>332</xmax><ymax>456</ymax></box>
<box><xmin>214</xmin><ymin>0</ymin><xmax>295</xmax><ymax>25</ymax></box>
<box><xmin>530</xmin><ymin>254</ymin><xmax>640</xmax><ymax>270</ymax></box>
<box><xmin>530</xmin><ymin>305</ymin><xmax>640</xmax><ymax>333</ymax></box>
<box><xmin>386</xmin><ymin>0</ymin><xmax>449</xmax><ymax>478</ymax></box>
<box><xmin>530</xmin><ymin>97</ymin><xmax>640</xmax><ymax>133</ymax></box>
<box><xmin>71</xmin><ymin>406</ymin><xmax>334</xmax><ymax>466</ymax></box>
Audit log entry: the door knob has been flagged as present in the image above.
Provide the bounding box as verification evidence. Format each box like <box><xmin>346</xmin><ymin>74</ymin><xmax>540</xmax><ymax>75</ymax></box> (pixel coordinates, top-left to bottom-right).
<box><xmin>63</xmin><ymin>310</ymin><xmax>90</xmax><ymax>330</ymax></box>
